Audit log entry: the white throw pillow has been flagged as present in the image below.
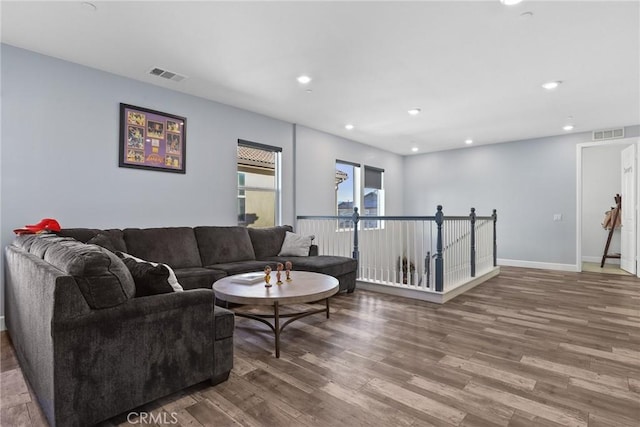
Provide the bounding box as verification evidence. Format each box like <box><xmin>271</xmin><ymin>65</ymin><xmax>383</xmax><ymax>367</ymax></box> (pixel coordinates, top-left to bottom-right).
<box><xmin>278</xmin><ymin>231</ymin><xmax>313</xmax><ymax>257</ymax></box>
<box><xmin>118</xmin><ymin>252</ymin><xmax>183</xmax><ymax>292</ymax></box>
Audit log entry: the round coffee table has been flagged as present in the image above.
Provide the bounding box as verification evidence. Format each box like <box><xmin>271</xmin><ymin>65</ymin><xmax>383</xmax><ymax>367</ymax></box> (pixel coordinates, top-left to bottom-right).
<box><xmin>213</xmin><ymin>271</ymin><xmax>339</xmax><ymax>358</ymax></box>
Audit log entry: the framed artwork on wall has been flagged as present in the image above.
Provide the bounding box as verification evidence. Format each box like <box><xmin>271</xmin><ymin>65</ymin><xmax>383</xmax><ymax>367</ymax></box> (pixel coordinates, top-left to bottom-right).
<box><xmin>119</xmin><ymin>103</ymin><xmax>186</xmax><ymax>174</ymax></box>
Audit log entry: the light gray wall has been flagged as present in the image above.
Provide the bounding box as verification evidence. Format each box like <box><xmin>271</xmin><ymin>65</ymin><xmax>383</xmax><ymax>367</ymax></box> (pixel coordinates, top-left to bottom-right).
<box><xmin>402</xmin><ymin>126</ymin><xmax>640</xmax><ymax>266</ymax></box>
<box><xmin>295</xmin><ymin>125</ymin><xmax>404</xmax><ymax>217</ymax></box>
<box><xmin>581</xmin><ymin>144</ymin><xmax>626</xmax><ymax>262</ymax></box>
<box><xmin>404</xmin><ymin>134</ymin><xmax>585</xmax><ymax>264</ymax></box>
<box><xmin>0</xmin><ymin>45</ymin><xmax>295</xmax><ymax>317</ymax></box>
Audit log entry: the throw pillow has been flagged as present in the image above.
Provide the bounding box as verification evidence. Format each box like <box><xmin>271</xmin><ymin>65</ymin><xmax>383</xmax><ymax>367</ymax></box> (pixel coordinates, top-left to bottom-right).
<box><xmin>121</xmin><ymin>258</ymin><xmax>173</xmax><ymax>297</ymax></box>
<box><xmin>87</xmin><ymin>233</ymin><xmax>117</xmax><ymax>253</ymax></box>
<box><xmin>278</xmin><ymin>231</ymin><xmax>314</xmax><ymax>257</ymax></box>
<box><xmin>117</xmin><ymin>252</ymin><xmax>183</xmax><ymax>292</ymax></box>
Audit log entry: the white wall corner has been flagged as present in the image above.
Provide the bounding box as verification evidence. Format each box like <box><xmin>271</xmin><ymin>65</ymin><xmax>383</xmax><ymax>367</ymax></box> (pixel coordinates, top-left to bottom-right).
<box><xmin>498</xmin><ymin>258</ymin><xmax>579</xmax><ymax>272</ymax></box>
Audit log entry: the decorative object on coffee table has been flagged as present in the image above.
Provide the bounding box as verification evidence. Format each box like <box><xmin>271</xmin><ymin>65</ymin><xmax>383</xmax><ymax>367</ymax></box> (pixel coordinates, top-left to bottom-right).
<box><xmin>285</xmin><ymin>261</ymin><xmax>292</xmax><ymax>281</ymax></box>
<box><xmin>264</xmin><ymin>265</ymin><xmax>272</xmax><ymax>287</ymax></box>
<box><xmin>119</xmin><ymin>103</ymin><xmax>186</xmax><ymax>174</ymax></box>
<box><xmin>276</xmin><ymin>262</ymin><xmax>284</xmax><ymax>285</ymax></box>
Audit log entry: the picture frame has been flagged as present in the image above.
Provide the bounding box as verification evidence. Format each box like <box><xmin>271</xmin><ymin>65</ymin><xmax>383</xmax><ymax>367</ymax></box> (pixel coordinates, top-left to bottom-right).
<box><xmin>119</xmin><ymin>103</ymin><xmax>186</xmax><ymax>174</ymax></box>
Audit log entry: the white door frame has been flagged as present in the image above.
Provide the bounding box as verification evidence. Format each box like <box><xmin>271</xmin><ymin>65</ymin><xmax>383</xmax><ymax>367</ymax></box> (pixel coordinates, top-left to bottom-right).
<box><xmin>620</xmin><ymin>144</ymin><xmax>637</xmax><ymax>274</ymax></box>
<box><xmin>576</xmin><ymin>137</ymin><xmax>640</xmax><ymax>273</ymax></box>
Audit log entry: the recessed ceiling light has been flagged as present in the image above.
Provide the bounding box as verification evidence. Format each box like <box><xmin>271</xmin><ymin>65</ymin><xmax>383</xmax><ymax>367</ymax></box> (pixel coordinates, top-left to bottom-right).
<box><xmin>542</xmin><ymin>81</ymin><xmax>562</xmax><ymax>90</ymax></box>
<box><xmin>500</xmin><ymin>0</ymin><xmax>523</xmax><ymax>5</ymax></box>
<box><xmin>411</xmin><ymin>147</ymin><xmax>419</xmax><ymax>152</ymax></box>
<box><xmin>465</xmin><ymin>139</ymin><xmax>473</xmax><ymax>145</ymax></box>
<box><xmin>297</xmin><ymin>75</ymin><xmax>312</xmax><ymax>84</ymax></box>
<box><xmin>563</xmin><ymin>124</ymin><xmax>574</xmax><ymax>131</ymax></box>
<box><xmin>408</xmin><ymin>108</ymin><xmax>421</xmax><ymax>116</ymax></box>
<box><xmin>345</xmin><ymin>124</ymin><xmax>354</xmax><ymax>130</ymax></box>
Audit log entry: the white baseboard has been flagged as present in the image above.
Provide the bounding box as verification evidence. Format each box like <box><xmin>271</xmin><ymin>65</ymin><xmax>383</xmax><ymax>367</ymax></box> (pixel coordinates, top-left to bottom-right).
<box><xmin>0</xmin><ymin>316</ymin><xmax>5</xmax><ymax>332</ymax></box>
<box><xmin>356</xmin><ymin>267</ymin><xmax>500</xmax><ymax>304</ymax></box>
<box><xmin>582</xmin><ymin>256</ymin><xmax>619</xmax><ymax>265</ymax></box>
<box><xmin>498</xmin><ymin>258</ymin><xmax>579</xmax><ymax>272</ymax></box>
<box><xmin>357</xmin><ymin>281</ymin><xmax>445</xmax><ymax>303</ymax></box>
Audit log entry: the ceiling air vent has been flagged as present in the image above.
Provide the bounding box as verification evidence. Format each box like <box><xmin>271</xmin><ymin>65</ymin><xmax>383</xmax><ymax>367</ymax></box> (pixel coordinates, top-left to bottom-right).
<box><xmin>148</xmin><ymin>67</ymin><xmax>187</xmax><ymax>82</ymax></box>
<box><xmin>593</xmin><ymin>127</ymin><xmax>624</xmax><ymax>141</ymax></box>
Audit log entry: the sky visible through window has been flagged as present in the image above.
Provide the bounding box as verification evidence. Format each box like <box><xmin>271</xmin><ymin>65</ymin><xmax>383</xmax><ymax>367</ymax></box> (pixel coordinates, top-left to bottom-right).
<box><xmin>336</xmin><ymin>163</ymin><xmax>354</xmax><ymax>206</ymax></box>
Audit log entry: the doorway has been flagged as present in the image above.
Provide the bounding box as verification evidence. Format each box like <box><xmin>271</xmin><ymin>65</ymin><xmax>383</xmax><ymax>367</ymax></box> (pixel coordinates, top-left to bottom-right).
<box><xmin>576</xmin><ymin>137</ymin><xmax>639</xmax><ymax>277</ymax></box>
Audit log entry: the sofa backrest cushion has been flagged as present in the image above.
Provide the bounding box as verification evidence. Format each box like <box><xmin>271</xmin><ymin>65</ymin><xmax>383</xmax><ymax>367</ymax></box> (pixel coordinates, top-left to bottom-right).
<box><xmin>248</xmin><ymin>225</ymin><xmax>293</xmax><ymax>259</ymax></box>
<box><xmin>13</xmin><ymin>233</ymin><xmax>54</xmax><ymax>252</ymax></box>
<box><xmin>28</xmin><ymin>234</ymin><xmax>77</xmax><ymax>258</ymax></box>
<box><xmin>194</xmin><ymin>226</ymin><xmax>256</xmax><ymax>265</ymax></box>
<box><xmin>87</xmin><ymin>233</ymin><xmax>118</xmax><ymax>253</ymax></box>
<box><xmin>123</xmin><ymin>227</ymin><xmax>202</xmax><ymax>269</ymax></box>
<box><xmin>43</xmin><ymin>240</ymin><xmax>135</xmax><ymax>309</ymax></box>
<box><xmin>57</xmin><ymin>228</ymin><xmax>127</xmax><ymax>253</ymax></box>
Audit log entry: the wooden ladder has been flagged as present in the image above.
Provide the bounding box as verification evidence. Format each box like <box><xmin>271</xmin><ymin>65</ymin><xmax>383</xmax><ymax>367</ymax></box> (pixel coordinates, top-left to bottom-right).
<box><xmin>600</xmin><ymin>194</ymin><xmax>622</xmax><ymax>268</ymax></box>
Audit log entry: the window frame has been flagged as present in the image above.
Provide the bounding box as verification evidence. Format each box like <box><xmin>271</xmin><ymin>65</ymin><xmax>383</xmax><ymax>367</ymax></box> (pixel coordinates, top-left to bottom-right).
<box><xmin>335</xmin><ymin>160</ymin><xmax>361</xmax><ymax>229</ymax></box>
<box><xmin>363</xmin><ymin>165</ymin><xmax>385</xmax><ymax>229</ymax></box>
<box><xmin>237</xmin><ymin>139</ymin><xmax>282</xmax><ymax>227</ymax></box>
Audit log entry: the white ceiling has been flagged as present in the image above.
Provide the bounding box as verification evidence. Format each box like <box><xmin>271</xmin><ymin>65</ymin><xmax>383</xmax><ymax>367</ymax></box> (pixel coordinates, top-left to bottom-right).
<box><xmin>2</xmin><ymin>1</ymin><xmax>639</xmax><ymax>155</ymax></box>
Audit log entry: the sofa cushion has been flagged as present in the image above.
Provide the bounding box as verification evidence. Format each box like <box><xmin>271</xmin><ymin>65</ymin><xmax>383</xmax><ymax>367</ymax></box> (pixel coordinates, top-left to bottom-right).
<box><xmin>261</xmin><ymin>255</ymin><xmax>358</xmax><ymax>278</ymax></box>
<box><xmin>207</xmin><ymin>260</ymin><xmax>277</xmax><ymax>276</ymax></box>
<box><xmin>87</xmin><ymin>233</ymin><xmax>118</xmax><ymax>253</ymax></box>
<box><xmin>247</xmin><ymin>225</ymin><xmax>293</xmax><ymax>259</ymax></box>
<box><xmin>44</xmin><ymin>240</ymin><xmax>135</xmax><ymax>309</ymax></box>
<box><xmin>13</xmin><ymin>234</ymin><xmax>44</xmax><ymax>251</ymax></box>
<box><xmin>56</xmin><ymin>228</ymin><xmax>98</xmax><ymax>243</ymax></box>
<box><xmin>121</xmin><ymin>257</ymin><xmax>174</xmax><ymax>297</ymax></box>
<box><xmin>214</xmin><ymin>306</ymin><xmax>235</xmax><ymax>340</ymax></box>
<box><xmin>123</xmin><ymin>227</ymin><xmax>202</xmax><ymax>269</ymax></box>
<box><xmin>57</xmin><ymin>229</ymin><xmax>127</xmax><ymax>253</ymax></box>
<box><xmin>194</xmin><ymin>226</ymin><xmax>255</xmax><ymax>265</ymax></box>
<box><xmin>29</xmin><ymin>235</ymin><xmax>76</xmax><ymax>258</ymax></box>
<box><xmin>174</xmin><ymin>267</ymin><xmax>227</xmax><ymax>290</ymax></box>
<box><xmin>278</xmin><ymin>231</ymin><xmax>313</xmax><ymax>257</ymax></box>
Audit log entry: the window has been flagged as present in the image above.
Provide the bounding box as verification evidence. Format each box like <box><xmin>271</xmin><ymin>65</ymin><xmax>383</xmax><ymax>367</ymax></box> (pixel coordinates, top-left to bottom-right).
<box><xmin>363</xmin><ymin>166</ymin><xmax>384</xmax><ymax>229</ymax></box>
<box><xmin>237</xmin><ymin>140</ymin><xmax>281</xmax><ymax>227</ymax></box>
<box><xmin>336</xmin><ymin>160</ymin><xmax>361</xmax><ymax>228</ymax></box>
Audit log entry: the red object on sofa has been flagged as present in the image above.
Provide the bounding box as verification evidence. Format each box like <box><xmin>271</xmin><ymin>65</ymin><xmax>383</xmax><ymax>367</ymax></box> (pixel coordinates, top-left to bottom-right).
<box><xmin>13</xmin><ymin>218</ymin><xmax>61</xmax><ymax>235</ymax></box>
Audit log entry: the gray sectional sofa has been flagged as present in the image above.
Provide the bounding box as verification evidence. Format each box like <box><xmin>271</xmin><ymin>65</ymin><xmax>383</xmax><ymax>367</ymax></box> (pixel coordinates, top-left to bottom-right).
<box><xmin>58</xmin><ymin>225</ymin><xmax>357</xmax><ymax>293</ymax></box>
<box><xmin>4</xmin><ymin>225</ymin><xmax>356</xmax><ymax>427</ymax></box>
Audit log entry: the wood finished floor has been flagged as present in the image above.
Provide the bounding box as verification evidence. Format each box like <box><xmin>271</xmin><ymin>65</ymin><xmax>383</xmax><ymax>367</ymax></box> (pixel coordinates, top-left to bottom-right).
<box><xmin>1</xmin><ymin>267</ymin><xmax>639</xmax><ymax>426</ymax></box>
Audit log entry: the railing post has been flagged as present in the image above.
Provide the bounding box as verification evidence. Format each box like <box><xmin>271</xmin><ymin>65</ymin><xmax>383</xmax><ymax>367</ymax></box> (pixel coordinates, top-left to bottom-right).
<box><xmin>435</xmin><ymin>205</ymin><xmax>444</xmax><ymax>292</ymax></box>
<box><xmin>492</xmin><ymin>209</ymin><xmax>498</xmax><ymax>267</ymax></box>
<box><xmin>470</xmin><ymin>207</ymin><xmax>476</xmax><ymax>278</ymax></box>
<box><xmin>425</xmin><ymin>251</ymin><xmax>431</xmax><ymax>288</ymax></box>
<box><xmin>352</xmin><ymin>207</ymin><xmax>360</xmax><ymax>263</ymax></box>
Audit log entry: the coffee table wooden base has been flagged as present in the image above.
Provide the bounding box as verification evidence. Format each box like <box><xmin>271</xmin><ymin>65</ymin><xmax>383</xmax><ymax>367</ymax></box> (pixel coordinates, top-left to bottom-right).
<box><xmin>231</xmin><ymin>299</ymin><xmax>330</xmax><ymax>358</ymax></box>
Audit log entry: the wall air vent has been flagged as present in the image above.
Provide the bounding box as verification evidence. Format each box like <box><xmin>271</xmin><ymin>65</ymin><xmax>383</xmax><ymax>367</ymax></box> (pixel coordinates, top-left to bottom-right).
<box><xmin>148</xmin><ymin>67</ymin><xmax>187</xmax><ymax>82</ymax></box>
<box><xmin>593</xmin><ymin>127</ymin><xmax>624</xmax><ymax>141</ymax></box>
